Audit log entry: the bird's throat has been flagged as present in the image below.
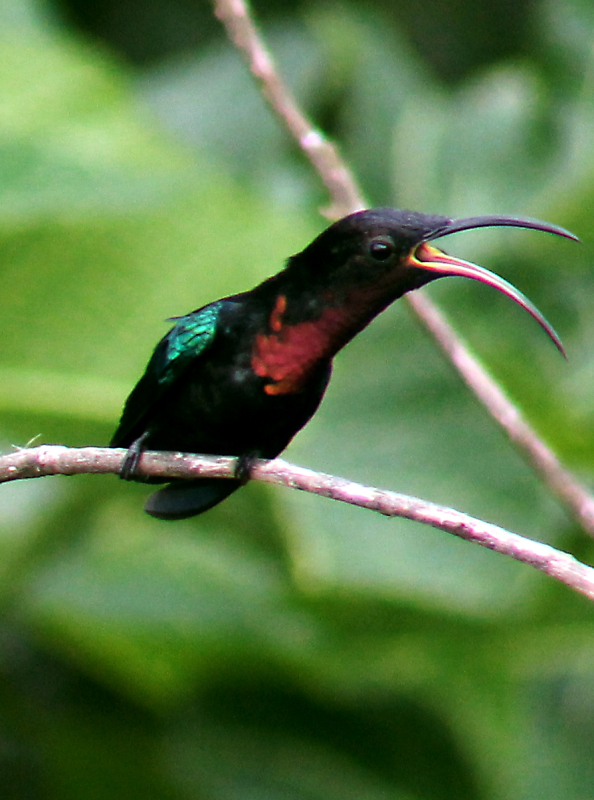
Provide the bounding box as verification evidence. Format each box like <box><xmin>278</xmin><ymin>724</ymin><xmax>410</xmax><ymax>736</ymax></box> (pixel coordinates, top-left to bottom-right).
<box><xmin>251</xmin><ymin>289</ymin><xmax>393</xmax><ymax>395</ymax></box>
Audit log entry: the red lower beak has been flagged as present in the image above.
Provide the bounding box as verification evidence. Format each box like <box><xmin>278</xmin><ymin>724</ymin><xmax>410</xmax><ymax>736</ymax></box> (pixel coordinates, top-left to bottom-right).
<box><xmin>409</xmin><ymin>242</ymin><xmax>565</xmax><ymax>357</ymax></box>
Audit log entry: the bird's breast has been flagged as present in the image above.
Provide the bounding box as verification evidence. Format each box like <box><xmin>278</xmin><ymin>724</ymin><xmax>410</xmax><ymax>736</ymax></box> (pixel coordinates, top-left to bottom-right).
<box><xmin>250</xmin><ymin>294</ymin><xmax>362</xmax><ymax>395</ymax></box>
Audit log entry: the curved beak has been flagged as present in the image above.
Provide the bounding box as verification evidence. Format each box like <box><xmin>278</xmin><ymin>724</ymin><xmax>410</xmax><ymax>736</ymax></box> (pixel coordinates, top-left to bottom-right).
<box><xmin>425</xmin><ymin>214</ymin><xmax>579</xmax><ymax>243</ymax></box>
<box><xmin>411</xmin><ymin>242</ymin><xmax>566</xmax><ymax>357</ymax></box>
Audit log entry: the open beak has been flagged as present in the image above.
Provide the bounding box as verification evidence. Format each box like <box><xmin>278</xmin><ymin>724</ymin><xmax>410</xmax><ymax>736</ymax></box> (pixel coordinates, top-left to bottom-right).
<box><xmin>410</xmin><ymin>241</ymin><xmax>566</xmax><ymax>357</ymax></box>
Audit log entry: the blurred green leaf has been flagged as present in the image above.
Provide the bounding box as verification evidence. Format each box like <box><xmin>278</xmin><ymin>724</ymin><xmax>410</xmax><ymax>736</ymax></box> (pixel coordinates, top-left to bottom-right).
<box><xmin>19</xmin><ymin>500</ymin><xmax>307</xmax><ymax>704</ymax></box>
<box><xmin>167</xmin><ymin>717</ymin><xmax>417</xmax><ymax>800</ymax></box>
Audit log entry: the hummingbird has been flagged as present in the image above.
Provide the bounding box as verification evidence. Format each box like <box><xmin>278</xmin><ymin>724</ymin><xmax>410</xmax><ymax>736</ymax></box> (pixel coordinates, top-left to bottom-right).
<box><xmin>111</xmin><ymin>207</ymin><xmax>576</xmax><ymax>520</ymax></box>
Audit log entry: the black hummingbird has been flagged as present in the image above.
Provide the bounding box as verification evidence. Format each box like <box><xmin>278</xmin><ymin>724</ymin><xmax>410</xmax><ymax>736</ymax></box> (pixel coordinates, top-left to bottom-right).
<box><xmin>112</xmin><ymin>207</ymin><xmax>576</xmax><ymax>520</ymax></box>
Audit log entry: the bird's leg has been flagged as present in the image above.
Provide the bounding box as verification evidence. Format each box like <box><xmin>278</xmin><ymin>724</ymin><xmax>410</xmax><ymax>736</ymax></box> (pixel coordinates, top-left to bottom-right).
<box><xmin>119</xmin><ymin>432</ymin><xmax>150</xmax><ymax>481</ymax></box>
<box><xmin>234</xmin><ymin>452</ymin><xmax>258</xmax><ymax>485</ymax></box>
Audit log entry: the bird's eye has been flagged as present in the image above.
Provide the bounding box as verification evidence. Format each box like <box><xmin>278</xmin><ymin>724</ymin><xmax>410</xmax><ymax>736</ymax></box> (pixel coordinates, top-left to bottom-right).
<box><xmin>369</xmin><ymin>237</ymin><xmax>395</xmax><ymax>261</ymax></box>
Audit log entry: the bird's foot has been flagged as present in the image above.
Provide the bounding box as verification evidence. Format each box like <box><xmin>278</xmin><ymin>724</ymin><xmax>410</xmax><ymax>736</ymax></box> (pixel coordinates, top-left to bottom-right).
<box><xmin>234</xmin><ymin>452</ymin><xmax>258</xmax><ymax>484</ymax></box>
<box><xmin>119</xmin><ymin>432</ymin><xmax>150</xmax><ymax>481</ymax></box>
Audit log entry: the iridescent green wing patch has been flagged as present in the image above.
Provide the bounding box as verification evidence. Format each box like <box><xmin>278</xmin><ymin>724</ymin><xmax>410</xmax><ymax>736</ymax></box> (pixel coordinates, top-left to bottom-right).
<box><xmin>157</xmin><ymin>300</ymin><xmax>225</xmax><ymax>387</ymax></box>
<box><xmin>111</xmin><ymin>300</ymin><xmax>226</xmax><ymax>446</ymax></box>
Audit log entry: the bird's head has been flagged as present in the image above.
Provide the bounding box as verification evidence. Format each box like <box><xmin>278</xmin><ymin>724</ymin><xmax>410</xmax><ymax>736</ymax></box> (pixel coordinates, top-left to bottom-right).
<box><xmin>293</xmin><ymin>207</ymin><xmax>578</xmax><ymax>355</ymax></box>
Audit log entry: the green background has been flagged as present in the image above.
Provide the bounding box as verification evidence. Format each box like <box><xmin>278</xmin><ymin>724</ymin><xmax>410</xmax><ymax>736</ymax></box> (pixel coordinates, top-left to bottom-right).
<box><xmin>2</xmin><ymin>0</ymin><xmax>594</xmax><ymax>797</ymax></box>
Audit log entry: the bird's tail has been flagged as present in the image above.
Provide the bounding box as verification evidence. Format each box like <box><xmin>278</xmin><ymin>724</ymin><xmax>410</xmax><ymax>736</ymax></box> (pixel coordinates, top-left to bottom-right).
<box><xmin>144</xmin><ymin>479</ymin><xmax>241</xmax><ymax>520</ymax></box>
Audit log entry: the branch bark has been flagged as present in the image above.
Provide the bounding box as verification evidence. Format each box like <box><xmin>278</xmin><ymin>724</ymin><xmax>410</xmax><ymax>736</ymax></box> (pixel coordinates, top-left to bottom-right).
<box><xmin>211</xmin><ymin>0</ymin><xmax>594</xmax><ymax>538</ymax></box>
<box><xmin>2</xmin><ymin>445</ymin><xmax>594</xmax><ymax>601</ymax></box>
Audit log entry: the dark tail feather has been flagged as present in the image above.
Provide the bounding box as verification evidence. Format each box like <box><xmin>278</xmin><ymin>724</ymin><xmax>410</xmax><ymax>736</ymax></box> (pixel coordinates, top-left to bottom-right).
<box><xmin>144</xmin><ymin>479</ymin><xmax>242</xmax><ymax>520</ymax></box>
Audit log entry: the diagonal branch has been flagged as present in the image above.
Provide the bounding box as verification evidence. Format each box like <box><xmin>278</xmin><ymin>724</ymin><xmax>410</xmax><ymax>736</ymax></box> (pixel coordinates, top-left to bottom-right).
<box><xmin>211</xmin><ymin>0</ymin><xmax>594</xmax><ymax>538</ymax></box>
<box><xmin>409</xmin><ymin>293</ymin><xmax>594</xmax><ymax>533</ymax></box>
<box><xmin>2</xmin><ymin>444</ymin><xmax>594</xmax><ymax>601</ymax></box>
<box><xmin>213</xmin><ymin>0</ymin><xmax>364</xmax><ymax>219</ymax></box>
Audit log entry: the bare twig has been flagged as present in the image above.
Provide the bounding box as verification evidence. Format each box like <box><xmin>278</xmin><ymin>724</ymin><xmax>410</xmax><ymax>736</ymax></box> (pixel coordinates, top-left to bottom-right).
<box><xmin>213</xmin><ymin>0</ymin><xmax>364</xmax><ymax>219</ymax></box>
<box><xmin>2</xmin><ymin>444</ymin><xmax>593</xmax><ymax>600</ymax></box>
<box><xmin>211</xmin><ymin>0</ymin><xmax>594</xmax><ymax>537</ymax></box>
<box><xmin>409</xmin><ymin>293</ymin><xmax>594</xmax><ymax>533</ymax></box>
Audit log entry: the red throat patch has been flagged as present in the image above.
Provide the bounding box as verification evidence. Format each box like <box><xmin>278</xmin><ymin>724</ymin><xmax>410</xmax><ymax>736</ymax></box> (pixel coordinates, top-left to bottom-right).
<box><xmin>251</xmin><ymin>294</ymin><xmax>345</xmax><ymax>395</ymax></box>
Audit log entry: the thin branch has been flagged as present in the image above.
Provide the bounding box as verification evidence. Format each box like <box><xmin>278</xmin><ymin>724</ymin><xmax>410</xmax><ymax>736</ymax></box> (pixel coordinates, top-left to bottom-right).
<box><xmin>2</xmin><ymin>445</ymin><xmax>594</xmax><ymax>601</ymax></box>
<box><xmin>211</xmin><ymin>0</ymin><xmax>594</xmax><ymax>537</ymax></box>
<box><xmin>409</xmin><ymin>293</ymin><xmax>594</xmax><ymax>533</ymax></box>
<box><xmin>213</xmin><ymin>0</ymin><xmax>365</xmax><ymax>219</ymax></box>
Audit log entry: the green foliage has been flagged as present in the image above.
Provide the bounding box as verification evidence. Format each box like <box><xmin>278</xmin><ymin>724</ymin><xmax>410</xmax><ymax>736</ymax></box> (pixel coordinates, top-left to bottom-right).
<box><xmin>2</xmin><ymin>0</ymin><xmax>594</xmax><ymax>798</ymax></box>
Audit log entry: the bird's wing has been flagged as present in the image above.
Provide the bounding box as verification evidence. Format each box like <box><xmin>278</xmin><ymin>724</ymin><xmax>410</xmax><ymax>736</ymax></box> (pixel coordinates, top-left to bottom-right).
<box><xmin>111</xmin><ymin>299</ymin><xmax>227</xmax><ymax>447</ymax></box>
